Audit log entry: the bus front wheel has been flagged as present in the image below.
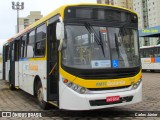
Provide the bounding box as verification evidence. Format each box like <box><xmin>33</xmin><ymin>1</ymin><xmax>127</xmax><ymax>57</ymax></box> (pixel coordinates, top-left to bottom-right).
<box><xmin>37</xmin><ymin>81</ymin><xmax>50</xmax><ymax>110</ymax></box>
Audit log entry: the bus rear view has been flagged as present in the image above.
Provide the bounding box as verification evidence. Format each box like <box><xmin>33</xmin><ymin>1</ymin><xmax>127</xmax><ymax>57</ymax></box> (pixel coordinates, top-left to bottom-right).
<box><xmin>58</xmin><ymin>5</ymin><xmax>142</xmax><ymax>110</ymax></box>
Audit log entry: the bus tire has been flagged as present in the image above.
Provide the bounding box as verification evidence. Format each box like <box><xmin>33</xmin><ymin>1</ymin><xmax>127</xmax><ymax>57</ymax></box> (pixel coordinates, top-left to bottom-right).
<box><xmin>37</xmin><ymin>81</ymin><xmax>50</xmax><ymax>110</ymax></box>
<box><xmin>9</xmin><ymin>83</ymin><xmax>15</xmax><ymax>90</ymax></box>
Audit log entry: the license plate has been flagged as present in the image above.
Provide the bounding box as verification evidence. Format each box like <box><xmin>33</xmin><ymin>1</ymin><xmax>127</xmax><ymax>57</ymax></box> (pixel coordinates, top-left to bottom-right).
<box><xmin>106</xmin><ymin>96</ymin><xmax>120</xmax><ymax>103</ymax></box>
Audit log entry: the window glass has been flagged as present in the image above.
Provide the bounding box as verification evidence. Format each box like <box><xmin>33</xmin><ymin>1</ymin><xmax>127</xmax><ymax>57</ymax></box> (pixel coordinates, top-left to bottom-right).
<box><xmin>36</xmin><ymin>24</ymin><xmax>46</xmax><ymax>41</ymax></box>
<box><xmin>28</xmin><ymin>31</ymin><xmax>35</xmax><ymax>44</ymax></box>
<box><xmin>26</xmin><ymin>30</ymin><xmax>35</xmax><ymax>58</ymax></box>
<box><xmin>141</xmin><ymin>48</ymin><xmax>154</xmax><ymax>58</ymax></box>
<box><xmin>21</xmin><ymin>35</ymin><xmax>27</xmax><ymax>58</ymax></box>
<box><xmin>140</xmin><ymin>49</ymin><xmax>143</xmax><ymax>58</ymax></box>
<box><xmin>35</xmin><ymin>24</ymin><xmax>46</xmax><ymax>56</ymax></box>
<box><xmin>11</xmin><ymin>43</ymin><xmax>14</xmax><ymax>61</ymax></box>
<box><xmin>149</xmin><ymin>49</ymin><xmax>154</xmax><ymax>57</ymax></box>
<box><xmin>63</xmin><ymin>25</ymin><xmax>140</xmax><ymax>69</ymax></box>
<box><xmin>154</xmin><ymin>47</ymin><xmax>160</xmax><ymax>57</ymax></box>
<box><xmin>5</xmin><ymin>46</ymin><xmax>10</xmax><ymax>61</ymax></box>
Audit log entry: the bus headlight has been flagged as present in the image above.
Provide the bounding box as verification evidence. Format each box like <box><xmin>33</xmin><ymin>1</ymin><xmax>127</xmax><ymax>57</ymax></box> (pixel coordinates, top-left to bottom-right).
<box><xmin>62</xmin><ymin>78</ymin><xmax>86</xmax><ymax>94</ymax></box>
<box><xmin>73</xmin><ymin>85</ymin><xmax>79</xmax><ymax>90</ymax></box>
<box><xmin>131</xmin><ymin>79</ymin><xmax>142</xmax><ymax>90</ymax></box>
<box><xmin>68</xmin><ymin>82</ymin><xmax>73</xmax><ymax>87</ymax></box>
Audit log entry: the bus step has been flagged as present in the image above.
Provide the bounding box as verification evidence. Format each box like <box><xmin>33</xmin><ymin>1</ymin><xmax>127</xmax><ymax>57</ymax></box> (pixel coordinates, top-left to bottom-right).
<box><xmin>48</xmin><ymin>101</ymin><xmax>58</xmax><ymax>108</ymax></box>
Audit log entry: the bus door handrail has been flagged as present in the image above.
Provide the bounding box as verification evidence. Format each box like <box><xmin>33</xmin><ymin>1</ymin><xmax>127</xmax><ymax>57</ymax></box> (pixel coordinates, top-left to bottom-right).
<box><xmin>49</xmin><ymin>63</ymin><xmax>57</xmax><ymax>76</ymax></box>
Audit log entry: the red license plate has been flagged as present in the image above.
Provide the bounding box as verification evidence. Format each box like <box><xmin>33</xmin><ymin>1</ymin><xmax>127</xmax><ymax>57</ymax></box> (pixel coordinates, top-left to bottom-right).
<box><xmin>106</xmin><ymin>96</ymin><xmax>120</xmax><ymax>103</ymax></box>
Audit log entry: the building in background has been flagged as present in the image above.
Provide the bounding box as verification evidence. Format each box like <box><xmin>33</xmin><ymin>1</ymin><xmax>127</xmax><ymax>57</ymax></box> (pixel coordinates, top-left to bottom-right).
<box><xmin>17</xmin><ymin>11</ymin><xmax>43</xmax><ymax>32</ymax></box>
<box><xmin>133</xmin><ymin>0</ymin><xmax>160</xmax><ymax>46</ymax></box>
<box><xmin>97</xmin><ymin>0</ymin><xmax>133</xmax><ymax>10</ymax></box>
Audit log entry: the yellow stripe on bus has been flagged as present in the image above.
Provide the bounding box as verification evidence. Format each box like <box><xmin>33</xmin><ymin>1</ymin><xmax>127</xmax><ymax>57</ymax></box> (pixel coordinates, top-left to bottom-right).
<box><xmin>29</xmin><ymin>58</ymin><xmax>46</xmax><ymax>61</ymax></box>
<box><xmin>60</xmin><ymin>67</ymin><xmax>141</xmax><ymax>88</ymax></box>
<box><xmin>48</xmin><ymin>101</ymin><xmax>59</xmax><ymax>107</ymax></box>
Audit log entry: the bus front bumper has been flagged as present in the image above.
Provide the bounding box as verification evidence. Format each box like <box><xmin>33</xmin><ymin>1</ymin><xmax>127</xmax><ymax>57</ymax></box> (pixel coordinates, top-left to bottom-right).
<box><xmin>59</xmin><ymin>81</ymin><xmax>142</xmax><ymax>110</ymax></box>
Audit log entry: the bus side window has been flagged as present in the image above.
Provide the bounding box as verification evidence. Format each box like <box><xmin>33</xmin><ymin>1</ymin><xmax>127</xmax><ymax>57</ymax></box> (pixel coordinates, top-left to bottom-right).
<box><xmin>35</xmin><ymin>24</ymin><xmax>46</xmax><ymax>57</ymax></box>
<box><xmin>26</xmin><ymin>30</ymin><xmax>35</xmax><ymax>58</ymax></box>
<box><xmin>12</xmin><ymin>43</ymin><xmax>14</xmax><ymax>61</ymax></box>
<box><xmin>157</xmin><ymin>47</ymin><xmax>160</xmax><ymax>57</ymax></box>
<box><xmin>154</xmin><ymin>47</ymin><xmax>160</xmax><ymax>57</ymax></box>
<box><xmin>149</xmin><ymin>49</ymin><xmax>154</xmax><ymax>57</ymax></box>
<box><xmin>21</xmin><ymin>35</ymin><xmax>27</xmax><ymax>58</ymax></box>
<box><xmin>7</xmin><ymin>46</ymin><xmax>10</xmax><ymax>60</ymax></box>
<box><xmin>143</xmin><ymin>49</ymin><xmax>147</xmax><ymax>58</ymax></box>
<box><xmin>4</xmin><ymin>45</ymin><xmax>10</xmax><ymax>61</ymax></box>
<box><xmin>140</xmin><ymin>49</ymin><xmax>143</xmax><ymax>58</ymax></box>
<box><xmin>144</xmin><ymin>48</ymin><xmax>149</xmax><ymax>58</ymax></box>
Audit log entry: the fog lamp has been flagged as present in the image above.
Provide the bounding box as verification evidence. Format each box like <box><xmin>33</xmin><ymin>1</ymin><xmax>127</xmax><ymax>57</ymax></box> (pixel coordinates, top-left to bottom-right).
<box><xmin>80</xmin><ymin>87</ymin><xmax>86</xmax><ymax>94</ymax></box>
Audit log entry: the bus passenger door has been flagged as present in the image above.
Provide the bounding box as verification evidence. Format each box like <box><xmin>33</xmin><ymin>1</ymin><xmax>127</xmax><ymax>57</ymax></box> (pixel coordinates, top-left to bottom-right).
<box><xmin>3</xmin><ymin>45</ymin><xmax>9</xmax><ymax>80</ymax></box>
<box><xmin>4</xmin><ymin>45</ymin><xmax>10</xmax><ymax>82</ymax></box>
<box><xmin>47</xmin><ymin>16</ymin><xmax>59</xmax><ymax>103</ymax></box>
<box><xmin>9</xmin><ymin>40</ymin><xmax>20</xmax><ymax>88</ymax></box>
<box><xmin>2</xmin><ymin>46</ymin><xmax>5</xmax><ymax>80</ymax></box>
<box><xmin>19</xmin><ymin>35</ymin><xmax>27</xmax><ymax>91</ymax></box>
<box><xmin>14</xmin><ymin>40</ymin><xmax>20</xmax><ymax>87</ymax></box>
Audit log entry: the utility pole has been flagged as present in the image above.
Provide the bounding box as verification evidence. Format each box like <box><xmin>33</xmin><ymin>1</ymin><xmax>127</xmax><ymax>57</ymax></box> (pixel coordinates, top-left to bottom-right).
<box><xmin>12</xmin><ymin>1</ymin><xmax>24</xmax><ymax>33</ymax></box>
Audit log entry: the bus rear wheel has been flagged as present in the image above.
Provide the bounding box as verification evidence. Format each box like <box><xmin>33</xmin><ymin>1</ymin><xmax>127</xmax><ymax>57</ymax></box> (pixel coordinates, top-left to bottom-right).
<box><xmin>37</xmin><ymin>81</ymin><xmax>50</xmax><ymax>110</ymax></box>
<box><xmin>9</xmin><ymin>84</ymin><xmax>15</xmax><ymax>90</ymax></box>
<box><xmin>9</xmin><ymin>71</ymin><xmax>15</xmax><ymax>90</ymax></box>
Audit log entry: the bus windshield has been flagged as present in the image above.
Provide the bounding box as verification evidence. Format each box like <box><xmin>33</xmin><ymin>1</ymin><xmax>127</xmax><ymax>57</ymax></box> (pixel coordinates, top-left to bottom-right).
<box><xmin>62</xmin><ymin>24</ymin><xmax>140</xmax><ymax>69</ymax></box>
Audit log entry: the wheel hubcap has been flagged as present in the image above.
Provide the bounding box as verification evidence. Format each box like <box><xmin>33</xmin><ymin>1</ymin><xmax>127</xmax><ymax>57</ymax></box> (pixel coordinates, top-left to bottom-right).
<box><xmin>38</xmin><ymin>87</ymin><xmax>43</xmax><ymax>103</ymax></box>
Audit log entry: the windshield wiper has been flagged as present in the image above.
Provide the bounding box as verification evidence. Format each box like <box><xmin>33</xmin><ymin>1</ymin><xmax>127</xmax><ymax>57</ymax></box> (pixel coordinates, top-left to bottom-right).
<box><xmin>99</xmin><ymin>30</ymin><xmax>105</xmax><ymax>57</ymax></box>
<box><xmin>84</xmin><ymin>23</ymin><xmax>100</xmax><ymax>44</ymax></box>
<box><xmin>115</xmin><ymin>33</ymin><xmax>120</xmax><ymax>58</ymax></box>
<box><xmin>84</xmin><ymin>22</ymin><xmax>105</xmax><ymax>57</ymax></box>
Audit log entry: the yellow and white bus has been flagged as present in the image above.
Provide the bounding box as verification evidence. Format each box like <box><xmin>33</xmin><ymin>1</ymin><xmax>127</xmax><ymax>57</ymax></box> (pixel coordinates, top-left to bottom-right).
<box><xmin>140</xmin><ymin>45</ymin><xmax>160</xmax><ymax>72</ymax></box>
<box><xmin>3</xmin><ymin>4</ymin><xmax>142</xmax><ymax>110</ymax></box>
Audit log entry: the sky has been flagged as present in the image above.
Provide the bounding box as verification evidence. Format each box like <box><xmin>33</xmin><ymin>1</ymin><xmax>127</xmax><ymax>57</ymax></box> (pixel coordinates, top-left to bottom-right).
<box><xmin>0</xmin><ymin>0</ymin><xmax>96</xmax><ymax>53</ymax></box>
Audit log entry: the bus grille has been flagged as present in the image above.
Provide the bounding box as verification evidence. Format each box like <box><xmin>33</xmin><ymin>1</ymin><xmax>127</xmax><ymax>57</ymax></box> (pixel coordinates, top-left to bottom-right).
<box><xmin>87</xmin><ymin>85</ymin><xmax>131</xmax><ymax>91</ymax></box>
<box><xmin>80</xmin><ymin>71</ymin><xmax>137</xmax><ymax>79</ymax></box>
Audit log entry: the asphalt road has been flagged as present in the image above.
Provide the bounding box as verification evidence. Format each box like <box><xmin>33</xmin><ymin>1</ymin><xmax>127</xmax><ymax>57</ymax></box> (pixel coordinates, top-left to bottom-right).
<box><xmin>0</xmin><ymin>71</ymin><xmax>160</xmax><ymax>120</ymax></box>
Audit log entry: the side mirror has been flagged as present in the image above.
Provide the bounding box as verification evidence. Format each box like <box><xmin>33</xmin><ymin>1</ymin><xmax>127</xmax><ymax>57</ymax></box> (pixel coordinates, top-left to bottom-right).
<box><xmin>56</xmin><ymin>22</ymin><xmax>64</xmax><ymax>40</ymax></box>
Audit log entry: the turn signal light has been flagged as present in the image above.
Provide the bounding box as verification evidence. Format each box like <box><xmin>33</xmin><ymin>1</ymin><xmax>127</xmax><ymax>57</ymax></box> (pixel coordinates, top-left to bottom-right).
<box><xmin>63</xmin><ymin>79</ymin><xmax>68</xmax><ymax>83</ymax></box>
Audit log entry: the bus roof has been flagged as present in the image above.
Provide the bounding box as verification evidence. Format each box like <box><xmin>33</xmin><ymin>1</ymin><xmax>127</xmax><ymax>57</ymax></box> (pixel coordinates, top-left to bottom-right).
<box><xmin>4</xmin><ymin>3</ymin><xmax>137</xmax><ymax>45</ymax></box>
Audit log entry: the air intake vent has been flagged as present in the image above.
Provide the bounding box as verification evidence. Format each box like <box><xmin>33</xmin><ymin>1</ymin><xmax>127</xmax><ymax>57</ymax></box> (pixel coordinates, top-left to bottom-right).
<box><xmin>81</xmin><ymin>71</ymin><xmax>137</xmax><ymax>79</ymax></box>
